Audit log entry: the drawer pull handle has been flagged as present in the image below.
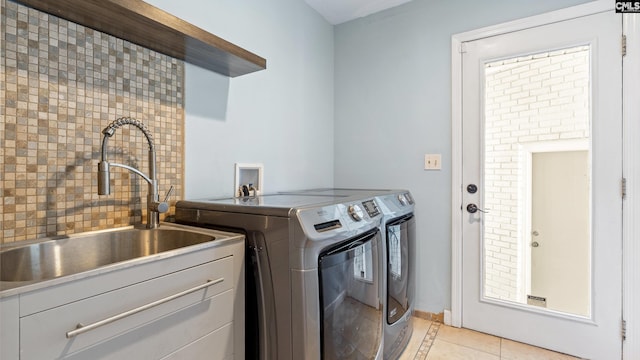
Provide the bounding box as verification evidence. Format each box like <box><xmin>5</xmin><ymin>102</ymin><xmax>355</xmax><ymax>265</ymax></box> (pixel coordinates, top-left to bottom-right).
<box><xmin>66</xmin><ymin>278</ymin><xmax>224</xmax><ymax>339</ymax></box>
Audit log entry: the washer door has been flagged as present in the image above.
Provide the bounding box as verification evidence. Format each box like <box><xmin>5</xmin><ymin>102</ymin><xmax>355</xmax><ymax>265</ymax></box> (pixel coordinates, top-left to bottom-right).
<box><xmin>318</xmin><ymin>230</ymin><xmax>382</xmax><ymax>360</ymax></box>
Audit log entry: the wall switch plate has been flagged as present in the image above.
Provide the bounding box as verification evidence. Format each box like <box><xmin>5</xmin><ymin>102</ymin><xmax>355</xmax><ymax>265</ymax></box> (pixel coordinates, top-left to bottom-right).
<box><xmin>424</xmin><ymin>154</ymin><xmax>442</xmax><ymax>170</ymax></box>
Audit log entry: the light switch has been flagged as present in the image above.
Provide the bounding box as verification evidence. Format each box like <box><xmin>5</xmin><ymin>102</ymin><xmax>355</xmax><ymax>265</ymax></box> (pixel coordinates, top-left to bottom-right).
<box><xmin>424</xmin><ymin>154</ymin><xmax>441</xmax><ymax>170</ymax></box>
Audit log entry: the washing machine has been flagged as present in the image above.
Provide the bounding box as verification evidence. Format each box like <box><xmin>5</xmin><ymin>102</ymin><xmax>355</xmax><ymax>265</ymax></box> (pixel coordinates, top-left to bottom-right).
<box><xmin>175</xmin><ymin>192</ymin><xmax>386</xmax><ymax>360</ymax></box>
<box><xmin>278</xmin><ymin>189</ymin><xmax>417</xmax><ymax>359</ymax></box>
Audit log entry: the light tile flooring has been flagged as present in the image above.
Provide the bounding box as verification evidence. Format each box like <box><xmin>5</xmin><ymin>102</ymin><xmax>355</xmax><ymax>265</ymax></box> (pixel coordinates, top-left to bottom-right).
<box><xmin>399</xmin><ymin>318</ymin><xmax>581</xmax><ymax>359</ymax></box>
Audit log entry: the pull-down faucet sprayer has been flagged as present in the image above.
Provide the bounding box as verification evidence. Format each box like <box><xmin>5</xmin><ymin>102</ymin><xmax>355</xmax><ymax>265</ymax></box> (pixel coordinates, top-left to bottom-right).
<box><xmin>98</xmin><ymin>117</ymin><xmax>169</xmax><ymax>229</ymax></box>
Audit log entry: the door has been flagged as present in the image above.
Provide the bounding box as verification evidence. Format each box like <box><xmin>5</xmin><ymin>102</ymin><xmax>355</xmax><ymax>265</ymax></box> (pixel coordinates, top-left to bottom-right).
<box><xmin>530</xmin><ymin>150</ymin><xmax>590</xmax><ymax>316</ymax></box>
<box><xmin>460</xmin><ymin>10</ymin><xmax>622</xmax><ymax>359</ymax></box>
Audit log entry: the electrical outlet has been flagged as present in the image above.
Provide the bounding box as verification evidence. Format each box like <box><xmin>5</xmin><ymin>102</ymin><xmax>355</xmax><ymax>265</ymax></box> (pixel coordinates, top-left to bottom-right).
<box><xmin>424</xmin><ymin>154</ymin><xmax>441</xmax><ymax>170</ymax></box>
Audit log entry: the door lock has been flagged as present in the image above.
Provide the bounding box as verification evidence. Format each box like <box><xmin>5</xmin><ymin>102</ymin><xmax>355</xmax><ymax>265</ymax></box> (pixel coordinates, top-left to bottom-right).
<box><xmin>467</xmin><ymin>184</ymin><xmax>478</xmax><ymax>194</ymax></box>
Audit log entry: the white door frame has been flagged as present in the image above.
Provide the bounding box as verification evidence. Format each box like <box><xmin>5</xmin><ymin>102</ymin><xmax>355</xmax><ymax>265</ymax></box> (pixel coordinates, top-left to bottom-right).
<box><xmin>451</xmin><ymin>2</ymin><xmax>639</xmax><ymax>357</ymax></box>
<box><xmin>622</xmin><ymin>12</ymin><xmax>640</xmax><ymax>359</ymax></box>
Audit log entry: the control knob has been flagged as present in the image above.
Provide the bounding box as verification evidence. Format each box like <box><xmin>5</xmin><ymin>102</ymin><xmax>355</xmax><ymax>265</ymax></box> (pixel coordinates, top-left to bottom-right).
<box><xmin>348</xmin><ymin>204</ymin><xmax>364</xmax><ymax>221</ymax></box>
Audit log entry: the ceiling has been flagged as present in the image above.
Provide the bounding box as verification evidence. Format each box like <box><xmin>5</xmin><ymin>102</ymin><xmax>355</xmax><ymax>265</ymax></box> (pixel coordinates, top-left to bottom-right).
<box><xmin>304</xmin><ymin>0</ymin><xmax>413</xmax><ymax>25</ymax></box>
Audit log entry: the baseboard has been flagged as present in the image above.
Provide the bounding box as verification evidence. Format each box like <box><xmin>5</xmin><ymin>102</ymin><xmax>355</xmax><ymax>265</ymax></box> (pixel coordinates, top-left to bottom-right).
<box><xmin>413</xmin><ymin>309</ymin><xmax>444</xmax><ymax>323</ymax></box>
<box><xmin>444</xmin><ymin>309</ymin><xmax>452</xmax><ymax>325</ymax></box>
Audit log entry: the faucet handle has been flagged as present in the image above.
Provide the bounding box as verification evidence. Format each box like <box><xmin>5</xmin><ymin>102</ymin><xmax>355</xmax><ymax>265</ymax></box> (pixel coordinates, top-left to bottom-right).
<box><xmin>149</xmin><ymin>186</ymin><xmax>174</xmax><ymax>214</ymax></box>
<box><xmin>151</xmin><ymin>201</ymin><xmax>170</xmax><ymax>214</ymax></box>
<box><xmin>163</xmin><ymin>185</ymin><xmax>175</xmax><ymax>203</ymax></box>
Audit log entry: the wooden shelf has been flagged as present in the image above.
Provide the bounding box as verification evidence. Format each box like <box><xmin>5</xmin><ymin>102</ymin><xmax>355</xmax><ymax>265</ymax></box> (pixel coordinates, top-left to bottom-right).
<box><xmin>15</xmin><ymin>0</ymin><xmax>266</xmax><ymax>77</ymax></box>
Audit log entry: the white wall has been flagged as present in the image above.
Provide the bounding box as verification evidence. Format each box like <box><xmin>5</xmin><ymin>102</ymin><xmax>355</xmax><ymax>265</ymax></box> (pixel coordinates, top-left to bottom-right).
<box><xmin>333</xmin><ymin>0</ymin><xmax>592</xmax><ymax>313</ymax></box>
<box><xmin>146</xmin><ymin>0</ymin><xmax>335</xmax><ymax>199</ymax></box>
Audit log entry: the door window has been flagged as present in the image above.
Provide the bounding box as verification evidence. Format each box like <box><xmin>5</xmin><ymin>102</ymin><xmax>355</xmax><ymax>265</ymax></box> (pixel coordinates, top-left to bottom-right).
<box><xmin>482</xmin><ymin>46</ymin><xmax>591</xmax><ymax>317</ymax></box>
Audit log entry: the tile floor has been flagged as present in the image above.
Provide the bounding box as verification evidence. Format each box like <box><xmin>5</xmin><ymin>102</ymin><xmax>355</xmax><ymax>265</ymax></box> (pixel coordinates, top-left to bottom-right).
<box><xmin>399</xmin><ymin>318</ymin><xmax>581</xmax><ymax>359</ymax></box>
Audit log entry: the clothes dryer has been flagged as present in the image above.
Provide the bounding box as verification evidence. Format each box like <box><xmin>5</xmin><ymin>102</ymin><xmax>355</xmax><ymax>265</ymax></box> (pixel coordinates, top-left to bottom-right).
<box><xmin>376</xmin><ymin>191</ymin><xmax>416</xmax><ymax>359</ymax></box>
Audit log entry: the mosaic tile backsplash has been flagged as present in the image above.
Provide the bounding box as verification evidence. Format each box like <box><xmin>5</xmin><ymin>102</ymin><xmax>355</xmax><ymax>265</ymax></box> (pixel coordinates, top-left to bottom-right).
<box><xmin>1</xmin><ymin>0</ymin><xmax>185</xmax><ymax>243</ymax></box>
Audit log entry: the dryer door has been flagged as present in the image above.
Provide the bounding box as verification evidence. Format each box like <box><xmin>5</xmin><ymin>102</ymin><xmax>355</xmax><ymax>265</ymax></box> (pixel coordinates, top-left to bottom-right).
<box><xmin>318</xmin><ymin>230</ymin><xmax>383</xmax><ymax>360</ymax></box>
<box><xmin>386</xmin><ymin>214</ymin><xmax>415</xmax><ymax>324</ymax></box>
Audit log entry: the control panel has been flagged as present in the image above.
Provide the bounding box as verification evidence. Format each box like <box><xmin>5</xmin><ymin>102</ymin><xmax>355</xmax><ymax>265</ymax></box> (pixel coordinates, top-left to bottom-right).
<box><xmin>298</xmin><ymin>199</ymin><xmax>383</xmax><ymax>240</ymax></box>
<box><xmin>362</xmin><ymin>199</ymin><xmax>380</xmax><ymax>217</ymax></box>
<box><xmin>347</xmin><ymin>199</ymin><xmax>381</xmax><ymax>221</ymax></box>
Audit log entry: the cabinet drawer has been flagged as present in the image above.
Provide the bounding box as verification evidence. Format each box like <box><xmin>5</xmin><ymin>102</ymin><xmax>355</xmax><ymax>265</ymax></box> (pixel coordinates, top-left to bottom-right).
<box><xmin>161</xmin><ymin>322</ymin><xmax>234</xmax><ymax>360</ymax></box>
<box><xmin>20</xmin><ymin>256</ymin><xmax>235</xmax><ymax>359</ymax></box>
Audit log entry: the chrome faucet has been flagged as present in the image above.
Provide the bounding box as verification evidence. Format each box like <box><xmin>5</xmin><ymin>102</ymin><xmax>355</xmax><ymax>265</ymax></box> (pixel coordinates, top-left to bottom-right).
<box><xmin>97</xmin><ymin>117</ymin><xmax>171</xmax><ymax>229</ymax></box>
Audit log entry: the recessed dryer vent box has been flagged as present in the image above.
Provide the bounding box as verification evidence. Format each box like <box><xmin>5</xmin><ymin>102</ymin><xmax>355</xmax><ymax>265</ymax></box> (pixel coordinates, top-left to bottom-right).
<box><xmin>234</xmin><ymin>163</ymin><xmax>264</xmax><ymax>197</ymax></box>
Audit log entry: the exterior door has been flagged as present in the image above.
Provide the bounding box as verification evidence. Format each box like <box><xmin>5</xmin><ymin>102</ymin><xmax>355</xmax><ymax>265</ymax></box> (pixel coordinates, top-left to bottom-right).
<box><xmin>460</xmin><ymin>10</ymin><xmax>622</xmax><ymax>359</ymax></box>
<box><xmin>530</xmin><ymin>150</ymin><xmax>590</xmax><ymax>317</ymax></box>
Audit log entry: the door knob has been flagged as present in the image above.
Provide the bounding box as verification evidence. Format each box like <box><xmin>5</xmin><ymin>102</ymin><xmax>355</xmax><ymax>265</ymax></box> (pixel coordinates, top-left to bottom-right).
<box><xmin>467</xmin><ymin>184</ymin><xmax>478</xmax><ymax>194</ymax></box>
<box><xmin>466</xmin><ymin>204</ymin><xmax>488</xmax><ymax>213</ymax></box>
<box><xmin>531</xmin><ymin>241</ymin><xmax>540</xmax><ymax>248</ymax></box>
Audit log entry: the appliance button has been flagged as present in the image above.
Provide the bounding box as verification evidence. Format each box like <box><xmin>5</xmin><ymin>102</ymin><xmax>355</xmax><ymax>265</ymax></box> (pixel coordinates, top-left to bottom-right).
<box><xmin>404</xmin><ymin>192</ymin><xmax>414</xmax><ymax>204</ymax></box>
<box><xmin>348</xmin><ymin>204</ymin><xmax>364</xmax><ymax>221</ymax></box>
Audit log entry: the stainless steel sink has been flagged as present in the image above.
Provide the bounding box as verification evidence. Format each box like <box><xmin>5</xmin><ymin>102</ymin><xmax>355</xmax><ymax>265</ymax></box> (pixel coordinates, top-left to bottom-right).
<box><xmin>1</xmin><ymin>227</ymin><xmax>217</xmax><ymax>282</ymax></box>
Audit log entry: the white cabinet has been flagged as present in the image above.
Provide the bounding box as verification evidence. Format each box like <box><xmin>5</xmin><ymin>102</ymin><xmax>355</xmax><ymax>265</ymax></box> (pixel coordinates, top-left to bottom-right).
<box><xmin>0</xmin><ymin>296</ymin><xmax>19</xmax><ymax>359</ymax></box>
<box><xmin>1</xmin><ymin>233</ymin><xmax>244</xmax><ymax>360</ymax></box>
<box><xmin>162</xmin><ymin>323</ymin><xmax>233</xmax><ymax>360</ymax></box>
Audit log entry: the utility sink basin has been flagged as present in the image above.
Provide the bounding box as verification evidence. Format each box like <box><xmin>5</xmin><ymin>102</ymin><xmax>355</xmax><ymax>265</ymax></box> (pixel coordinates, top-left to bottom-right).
<box><xmin>1</xmin><ymin>226</ymin><xmax>217</xmax><ymax>282</ymax></box>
